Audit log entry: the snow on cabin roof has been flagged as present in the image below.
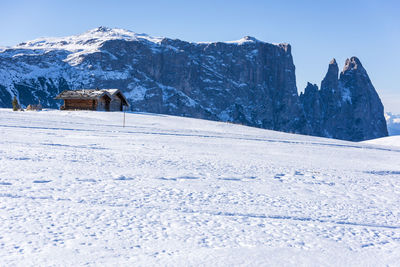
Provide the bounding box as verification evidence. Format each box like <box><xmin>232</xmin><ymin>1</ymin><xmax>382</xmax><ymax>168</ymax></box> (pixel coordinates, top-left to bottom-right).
<box><xmin>55</xmin><ymin>89</ymin><xmax>129</xmax><ymax>105</ymax></box>
<box><xmin>56</xmin><ymin>89</ymin><xmax>115</xmax><ymax>99</ymax></box>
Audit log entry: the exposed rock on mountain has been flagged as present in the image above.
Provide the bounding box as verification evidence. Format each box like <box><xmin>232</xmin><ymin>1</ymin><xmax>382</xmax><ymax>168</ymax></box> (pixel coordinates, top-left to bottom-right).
<box><xmin>300</xmin><ymin>82</ymin><xmax>324</xmax><ymax>136</ymax></box>
<box><xmin>300</xmin><ymin>57</ymin><xmax>388</xmax><ymax>141</ymax></box>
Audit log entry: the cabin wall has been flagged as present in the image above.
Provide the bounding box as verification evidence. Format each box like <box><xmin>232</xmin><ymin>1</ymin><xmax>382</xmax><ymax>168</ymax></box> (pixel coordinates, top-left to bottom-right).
<box><xmin>97</xmin><ymin>96</ymin><xmax>122</xmax><ymax>111</ymax></box>
<box><xmin>110</xmin><ymin>96</ymin><xmax>122</xmax><ymax>111</ymax></box>
<box><xmin>97</xmin><ymin>98</ymin><xmax>107</xmax><ymax>111</ymax></box>
<box><xmin>64</xmin><ymin>99</ymin><xmax>96</xmax><ymax>110</ymax></box>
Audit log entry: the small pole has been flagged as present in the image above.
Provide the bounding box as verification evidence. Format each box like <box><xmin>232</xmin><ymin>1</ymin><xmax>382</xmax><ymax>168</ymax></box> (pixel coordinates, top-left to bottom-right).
<box><xmin>123</xmin><ymin>105</ymin><xmax>126</xmax><ymax>128</ymax></box>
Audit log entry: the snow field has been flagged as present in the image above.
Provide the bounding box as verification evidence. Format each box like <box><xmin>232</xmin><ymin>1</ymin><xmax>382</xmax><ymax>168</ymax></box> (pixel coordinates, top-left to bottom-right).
<box><xmin>0</xmin><ymin>109</ymin><xmax>400</xmax><ymax>266</ymax></box>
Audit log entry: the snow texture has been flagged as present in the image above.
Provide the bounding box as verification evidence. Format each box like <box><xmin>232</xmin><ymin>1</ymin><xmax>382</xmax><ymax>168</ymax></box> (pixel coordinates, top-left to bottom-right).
<box><xmin>0</xmin><ymin>109</ymin><xmax>399</xmax><ymax>266</ymax></box>
<box><xmin>363</xmin><ymin>135</ymin><xmax>400</xmax><ymax>147</ymax></box>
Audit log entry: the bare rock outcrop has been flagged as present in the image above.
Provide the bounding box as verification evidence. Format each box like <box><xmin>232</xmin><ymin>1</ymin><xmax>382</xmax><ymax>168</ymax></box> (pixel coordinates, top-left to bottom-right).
<box><xmin>301</xmin><ymin>57</ymin><xmax>388</xmax><ymax>141</ymax></box>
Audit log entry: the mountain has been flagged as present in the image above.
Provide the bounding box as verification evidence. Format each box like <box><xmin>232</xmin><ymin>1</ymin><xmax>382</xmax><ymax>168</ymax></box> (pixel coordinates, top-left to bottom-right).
<box><xmin>0</xmin><ymin>27</ymin><xmax>387</xmax><ymax>140</ymax></box>
<box><xmin>300</xmin><ymin>58</ymin><xmax>388</xmax><ymax>141</ymax></box>
<box><xmin>385</xmin><ymin>112</ymin><xmax>400</xmax><ymax>135</ymax></box>
<box><xmin>0</xmin><ymin>27</ymin><xmax>309</xmax><ymax>134</ymax></box>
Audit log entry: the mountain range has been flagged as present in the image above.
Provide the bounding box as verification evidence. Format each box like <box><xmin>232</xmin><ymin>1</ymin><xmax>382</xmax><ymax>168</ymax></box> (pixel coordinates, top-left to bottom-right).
<box><xmin>0</xmin><ymin>27</ymin><xmax>388</xmax><ymax>141</ymax></box>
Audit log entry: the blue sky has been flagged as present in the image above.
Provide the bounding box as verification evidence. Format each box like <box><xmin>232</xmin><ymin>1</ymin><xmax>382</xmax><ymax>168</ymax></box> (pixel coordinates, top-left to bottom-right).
<box><xmin>1</xmin><ymin>0</ymin><xmax>399</xmax><ymax>112</ymax></box>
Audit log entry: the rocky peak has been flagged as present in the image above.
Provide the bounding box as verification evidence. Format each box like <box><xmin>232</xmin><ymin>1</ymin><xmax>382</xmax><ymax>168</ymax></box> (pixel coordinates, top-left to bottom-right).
<box><xmin>94</xmin><ymin>26</ymin><xmax>112</xmax><ymax>33</ymax></box>
<box><xmin>342</xmin><ymin>56</ymin><xmax>363</xmax><ymax>72</ymax></box>
<box><xmin>301</xmin><ymin>57</ymin><xmax>388</xmax><ymax>141</ymax></box>
<box><xmin>242</xmin><ymin>36</ymin><xmax>258</xmax><ymax>42</ymax></box>
<box><xmin>303</xmin><ymin>82</ymin><xmax>319</xmax><ymax>94</ymax></box>
<box><xmin>300</xmin><ymin>82</ymin><xmax>323</xmax><ymax>136</ymax></box>
<box><xmin>321</xmin><ymin>58</ymin><xmax>339</xmax><ymax>93</ymax></box>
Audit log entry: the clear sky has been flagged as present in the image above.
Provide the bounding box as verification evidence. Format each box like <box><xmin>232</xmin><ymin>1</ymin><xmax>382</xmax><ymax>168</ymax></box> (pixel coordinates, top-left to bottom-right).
<box><xmin>1</xmin><ymin>0</ymin><xmax>399</xmax><ymax>112</ymax></box>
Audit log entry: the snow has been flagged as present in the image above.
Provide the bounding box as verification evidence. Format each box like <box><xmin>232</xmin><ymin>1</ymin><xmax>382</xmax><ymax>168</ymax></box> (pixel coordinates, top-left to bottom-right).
<box><xmin>8</xmin><ymin>27</ymin><xmax>166</xmax><ymax>68</ymax></box>
<box><xmin>10</xmin><ymin>27</ymin><xmax>271</xmax><ymax>57</ymax></box>
<box><xmin>363</xmin><ymin>135</ymin><xmax>400</xmax><ymax>147</ymax></box>
<box><xmin>125</xmin><ymin>84</ymin><xmax>148</xmax><ymax>101</ymax></box>
<box><xmin>224</xmin><ymin>36</ymin><xmax>261</xmax><ymax>45</ymax></box>
<box><xmin>1</xmin><ymin>109</ymin><xmax>400</xmax><ymax>266</ymax></box>
<box><xmin>338</xmin><ymin>83</ymin><xmax>352</xmax><ymax>103</ymax></box>
<box><xmin>15</xmin><ymin>27</ymin><xmax>164</xmax><ymax>52</ymax></box>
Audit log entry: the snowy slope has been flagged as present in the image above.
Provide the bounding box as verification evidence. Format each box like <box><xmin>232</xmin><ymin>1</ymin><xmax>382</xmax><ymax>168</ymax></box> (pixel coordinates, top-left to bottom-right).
<box><xmin>0</xmin><ymin>109</ymin><xmax>400</xmax><ymax>266</ymax></box>
<box><xmin>363</xmin><ymin>135</ymin><xmax>400</xmax><ymax>147</ymax></box>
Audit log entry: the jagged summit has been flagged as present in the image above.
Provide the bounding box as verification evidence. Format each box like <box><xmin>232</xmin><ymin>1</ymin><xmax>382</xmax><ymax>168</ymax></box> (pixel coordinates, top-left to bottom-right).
<box><xmin>304</xmin><ymin>82</ymin><xmax>319</xmax><ymax>94</ymax></box>
<box><xmin>301</xmin><ymin>57</ymin><xmax>387</xmax><ymax>141</ymax></box>
<box><xmin>342</xmin><ymin>56</ymin><xmax>364</xmax><ymax>73</ymax></box>
<box><xmin>93</xmin><ymin>26</ymin><xmax>112</xmax><ymax>32</ymax></box>
<box><xmin>243</xmin><ymin>35</ymin><xmax>257</xmax><ymax>41</ymax></box>
<box><xmin>321</xmin><ymin>58</ymin><xmax>339</xmax><ymax>92</ymax></box>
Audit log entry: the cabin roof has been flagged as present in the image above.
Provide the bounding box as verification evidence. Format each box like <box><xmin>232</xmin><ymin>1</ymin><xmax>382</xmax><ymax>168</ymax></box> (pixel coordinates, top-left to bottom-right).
<box><xmin>55</xmin><ymin>89</ymin><xmax>129</xmax><ymax>106</ymax></box>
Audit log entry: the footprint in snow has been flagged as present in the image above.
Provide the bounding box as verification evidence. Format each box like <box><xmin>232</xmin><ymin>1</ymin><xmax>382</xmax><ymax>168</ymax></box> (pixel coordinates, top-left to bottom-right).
<box><xmin>33</xmin><ymin>180</ymin><xmax>52</xmax><ymax>184</ymax></box>
<box><xmin>158</xmin><ymin>176</ymin><xmax>199</xmax><ymax>181</ymax></box>
<box><xmin>0</xmin><ymin>182</ymin><xmax>12</xmax><ymax>185</ymax></box>
<box><xmin>75</xmin><ymin>178</ymin><xmax>96</xmax><ymax>183</ymax></box>
<box><xmin>274</xmin><ymin>173</ymin><xmax>285</xmax><ymax>182</ymax></box>
<box><xmin>365</xmin><ymin>170</ymin><xmax>400</xmax><ymax>176</ymax></box>
<box><xmin>218</xmin><ymin>177</ymin><xmax>242</xmax><ymax>181</ymax></box>
<box><xmin>114</xmin><ymin>175</ymin><xmax>134</xmax><ymax>181</ymax></box>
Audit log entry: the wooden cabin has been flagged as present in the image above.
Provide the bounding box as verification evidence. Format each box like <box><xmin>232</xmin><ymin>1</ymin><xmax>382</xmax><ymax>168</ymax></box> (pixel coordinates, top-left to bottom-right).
<box><xmin>55</xmin><ymin>89</ymin><xmax>129</xmax><ymax>111</ymax></box>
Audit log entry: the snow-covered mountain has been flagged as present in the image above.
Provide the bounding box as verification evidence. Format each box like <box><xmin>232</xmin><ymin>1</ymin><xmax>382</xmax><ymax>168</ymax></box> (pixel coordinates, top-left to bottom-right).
<box><xmin>0</xmin><ymin>109</ymin><xmax>399</xmax><ymax>265</ymax></box>
<box><xmin>0</xmin><ymin>27</ymin><xmax>387</xmax><ymax>141</ymax></box>
<box><xmin>385</xmin><ymin>112</ymin><xmax>400</xmax><ymax>135</ymax></box>
<box><xmin>0</xmin><ymin>27</ymin><xmax>308</xmax><ymax>135</ymax></box>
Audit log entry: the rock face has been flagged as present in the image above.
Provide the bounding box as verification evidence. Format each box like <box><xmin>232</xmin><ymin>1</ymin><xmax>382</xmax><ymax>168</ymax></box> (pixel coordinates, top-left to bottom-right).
<box><xmin>300</xmin><ymin>57</ymin><xmax>388</xmax><ymax>141</ymax></box>
<box><xmin>0</xmin><ymin>27</ymin><xmax>388</xmax><ymax>140</ymax></box>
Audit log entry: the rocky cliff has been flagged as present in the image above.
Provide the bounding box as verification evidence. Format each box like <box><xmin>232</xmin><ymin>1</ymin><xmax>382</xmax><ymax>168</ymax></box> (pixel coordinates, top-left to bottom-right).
<box><xmin>300</xmin><ymin>57</ymin><xmax>388</xmax><ymax>141</ymax></box>
<box><xmin>0</xmin><ymin>27</ymin><xmax>388</xmax><ymax>140</ymax></box>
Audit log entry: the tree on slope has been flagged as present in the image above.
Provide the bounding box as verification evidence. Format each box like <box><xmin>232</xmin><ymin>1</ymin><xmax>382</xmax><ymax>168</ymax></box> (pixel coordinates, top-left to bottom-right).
<box><xmin>12</xmin><ymin>96</ymin><xmax>20</xmax><ymax>111</ymax></box>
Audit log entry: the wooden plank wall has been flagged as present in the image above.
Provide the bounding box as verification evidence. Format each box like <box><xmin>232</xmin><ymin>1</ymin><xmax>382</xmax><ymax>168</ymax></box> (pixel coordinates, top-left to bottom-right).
<box><xmin>64</xmin><ymin>99</ymin><xmax>96</xmax><ymax>110</ymax></box>
<box><xmin>110</xmin><ymin>97</ymin><xmax>122</xmax><ymax>111</ymax></box>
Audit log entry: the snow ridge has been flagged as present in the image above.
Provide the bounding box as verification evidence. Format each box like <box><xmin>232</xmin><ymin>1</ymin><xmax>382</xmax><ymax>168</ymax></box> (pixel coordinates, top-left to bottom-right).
<box><xmin>15</xmin><ymin>26</ymin><xmax>164</xmax><ymax>52</ymax></box>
